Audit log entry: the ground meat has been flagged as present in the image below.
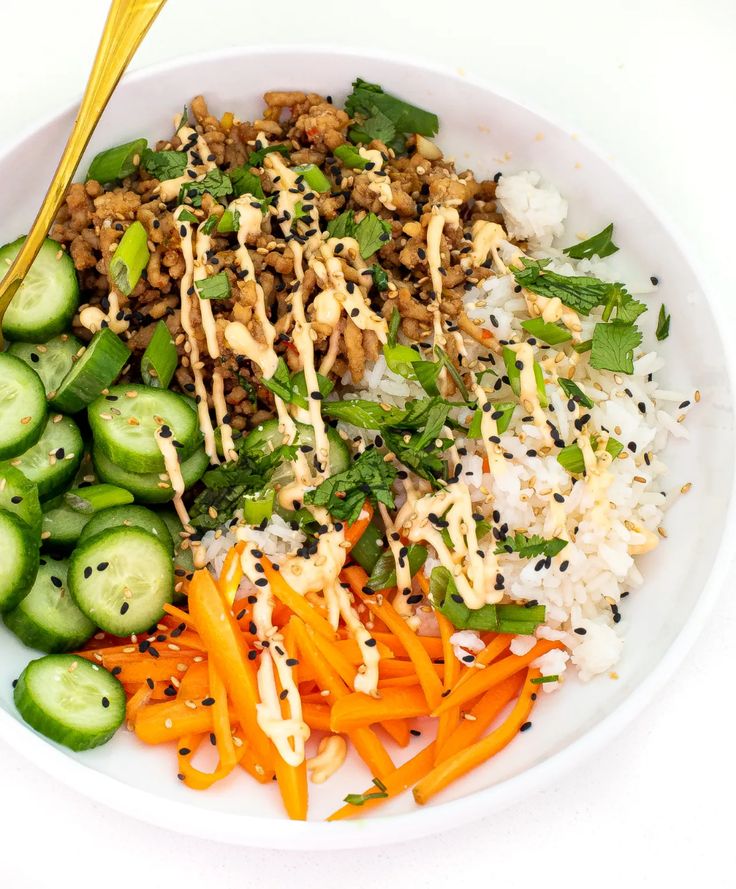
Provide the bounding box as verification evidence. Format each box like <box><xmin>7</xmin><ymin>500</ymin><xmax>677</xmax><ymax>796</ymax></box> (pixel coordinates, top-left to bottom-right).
<box><xmin>344</xmin><ymin>317</ymin><xmax>365</xmax><ymax>383</ymax></box>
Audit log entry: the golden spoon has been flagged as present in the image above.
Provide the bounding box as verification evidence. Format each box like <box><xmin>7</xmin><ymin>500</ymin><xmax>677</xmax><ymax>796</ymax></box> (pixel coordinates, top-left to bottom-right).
<box><xmin>0</xmin><ymin>0</ymin><xmax>166</xmax><ymax>348</ymax></box>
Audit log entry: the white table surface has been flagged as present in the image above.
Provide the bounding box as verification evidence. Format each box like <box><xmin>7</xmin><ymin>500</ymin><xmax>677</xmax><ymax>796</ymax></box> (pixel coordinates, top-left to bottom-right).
<box><xmin>1</xmin><ymin>1</ymin><xmax>735</xmax><ymax>886</ymax></box>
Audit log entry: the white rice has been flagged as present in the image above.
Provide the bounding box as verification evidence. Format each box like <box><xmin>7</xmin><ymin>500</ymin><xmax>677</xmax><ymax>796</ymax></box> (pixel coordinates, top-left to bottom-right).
<box><xmin>495</xmin><ymin>171</ymin><xmax>568</xmax><ymax>248</ymax></box>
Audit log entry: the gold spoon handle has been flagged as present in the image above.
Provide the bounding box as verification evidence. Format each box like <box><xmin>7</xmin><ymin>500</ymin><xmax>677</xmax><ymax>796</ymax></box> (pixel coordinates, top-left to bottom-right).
<box><xmin>0</xmin><ymin>0</ymin><xmax>166</xmax><ymax>335</ymax></box>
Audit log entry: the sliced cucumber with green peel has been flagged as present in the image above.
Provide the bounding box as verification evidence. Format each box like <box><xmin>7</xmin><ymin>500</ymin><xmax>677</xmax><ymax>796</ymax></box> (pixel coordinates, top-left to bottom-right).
<box><xmin>79</xmin><ymin>504</ymin><xmax>174</xmax><ymax>554</ymax></box>
<box><xmin>0</xmin><ymin>353</ymin><xmax>47</xmax><ymax>460</ymax></box>
<box><xmin>241</xmin><ymin>418</ymin><xmax>350</xmax><ymax>477</ymax></box>
<box><xmin>8</xmin><ymin>333</ymin><xmax>83</xmax><ymax>399</ymax></box>
<box><xmin>0</xmin><ymin>508</ymin><xmax>40</xmax><ymax>611</ymax></box>
<box><xmin>51</xmin><ymin>328</ymin><xmax>130</xmax><ymax>413</ymax></box>
<box><xmin>0</xmin><ymin>464</ymin><xmax>42</xmax><ymax>537</ymax></box>
<box><xmin>4</xmin><ymin>556</ymin><xmax>95</xmax><ymax>652</ymax></box>
<box><xmin>92</xmin><ymin>443</ymin><xmax>209</xmax><ymax>503</ymax></box>
<box><xmin>89</xmin><ymin>384</ymin><xmax>203</xmax><ymax>473</ymax></box>
<box><xmin>6</xmin><ymin>415</ymin><xmax>83</xmax><ymax>501</ymax></box>
<box><xmin>14</xmin><ymin>654</ymin><xmax>125</xmax><ymax>751</ymax></box>
<box><xmin>41</xmin><ymin>484</ymin><xmax>134</xmax><ymax>549</ymax></box>
<box><xmin>0</xmin><ymin>236</ymin><xmax>79</xmax><ymax>342</ymax></box>
<box><xmin>69</xmin><ymin>526</ymin><xmax>173</xmax><ymax>634</ymax></box>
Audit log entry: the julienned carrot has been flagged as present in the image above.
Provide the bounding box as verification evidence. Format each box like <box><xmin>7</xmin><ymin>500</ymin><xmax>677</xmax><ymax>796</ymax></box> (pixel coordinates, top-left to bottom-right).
<box><xmin>342</xmin><ymin>565</ymin><xmax>444</xmax><ymax>710</ymax></box>
<box><xmin>431</xmin><ymin>639</ymin><xmax>563</xmax><ymax>717</ymax></box>
<box><xmin>434</xmin><ymin>611</ymin><xmax>461</xmax><ymax>762</ymax></box>
<box><xmin>262</xmin><ymin>561</ymin><xmax>337</xmax><ymax>640</ymax></box>
<box><xmin>450</xmin><ymin>635</ymin><xmax>512</xmax><ymax>695</ymax></box>
<box><xmin>163</xmin><ymin>603</ymin><xmax>193</xmax><ymax>626</ymax></box>
<box><xmin>291</xmin><ymin>617</ymin><xmax>395</xmax><ymax>781</ymax></box>
<box><xmin>378</xmin><ymin>659</ymin><xmax>443</xmax><ymax>679</ymax></box>
<box><xmin>369</xmin><ymin>631</ymin><xmax>444</xmax><ymax>660</ymax></box>
<box><xmin>301</xmin><ymin>701</ymin><xmax>331</xmax><ymax>732</ymax></box>
<box><xmin>176</xmin><ymin>732</ymin><xmax>246</xmax><ymax>791</ymax></box>
<box><xmin>381</xmin><ymin>718</ymin><xmax>411</xmax><ymax>748</ymax></box>
<box><xmin>343</xmin><ymin>501</ymin><xmax>374</xmax><ymax>548</ymax></box>
<box><xmin>176</xmin><ymin>659</ymin><xmax>210</xmax><ymax>700</ymax></box>
<box><xmin>330</xmin><ymin>686</ymin><xmax>430</xmax><ymax>732</ymax></box>
<box><xmin>378</xmin><ymin>676</ymin><xmax>427</xmax><ymax>689</ymax></box>
<box><xmin>306</xmin><ymin>628</ymin><xmax>361</xmax><ymax>688</ymax></box>
<box><xmin>274</xmin><ymin>753</ymin><xmax>308</xmax><ymax>821</ymax></box>
<box><xmin>125</xmin><ymin>684</ymin><xmax>153</xmax><ymax>729</ymax></box>
<box><xmin>135</xmin><ymin>698</ymin><xmax>220</xmax><ymax>744</ymax></box>
<box><xmin>327</xmin><ymin>741</ymin><xmax>437</xmax><ymax>821</ymax></box>
<box><xmin>208</xmin><ymin>658</ymin><xmax>237</xmax><ymax>770</ymax></box>
<box><xmin>187</xmin><ymin>570</ymin><xmax>273</xmax><ymax>775</ymax></box>
<box><xmin>218</xmin><ymin>541</ymin><xmax>245</xmax><ymax>603</ymax></box>
<box><xmin>437</xmin><ymin>673</ymin><xmax>524</xmax><ymax>761</ymax></box>
<box><xmin>414</xmin><ymin>669</ymin><xmax>540</xmax><ymax>805</ymax></box>
<box><xmin>94</xmin><ymin>656</ymin><xmax>199</xmax><ymax>685</ymax></box>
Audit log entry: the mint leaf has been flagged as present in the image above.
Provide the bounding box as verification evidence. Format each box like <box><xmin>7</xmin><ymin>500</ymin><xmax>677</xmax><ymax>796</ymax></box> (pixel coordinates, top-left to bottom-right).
<box><xmin>590</xmin><ymin>321</ymin><xmax>642</xmax><ymax>374</ymax></box>
<box><xmin>562</xmin><ymin>223</ymin><xmax>619</xmax><ymax>260</ymax></box>
<box><xmin>512</xmin><ymin>258</ymin><xmax>621</xmax><ymax>316</ymax></box>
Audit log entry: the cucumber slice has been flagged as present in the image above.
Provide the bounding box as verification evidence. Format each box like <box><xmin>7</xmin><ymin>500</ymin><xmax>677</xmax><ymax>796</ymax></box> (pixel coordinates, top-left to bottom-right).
<box><xmin>88</xmin><ymin>384</ymin><xmax>202</xmax><ymax>473</ymax></box>
<box><xmin>51</xmin><ymin>328</ymin><xmax>130</xmax><ymax>413</ymax></box>
<box><xmin>241</xmin><ymin>419</ymin><xmax>350</xmax><ymax>476</ymax></box>
<box><xmin>14</xmin><ymin>654</ymin><xmax>125</xmax><ymax>751</ymax></box>
<box><xmin>68</xmin><ymin>526</ymin><xmax>173</xmax><ymax>634</ymax></box>
<box><xmin>41</xmin><ymin>484</ymin><xmax>134</xmax><ymax>549</ymax></box>
<box><xmin>8</xmin><ymin>333</ymin><xmax>84</xmax><ymax>399</ymax></box>
<box><xmin>0</xmin><ymin>353</ymin><xmax>47</xmax><ymax>460</ymax></box>
<box><xmin>79</xmin><ymin>505</ymin><xmax>174</xmax><ymax>555</ymax></box>
<box><xmin>6</xmin><ymin>414</ymin><xmax>83</xmax><ymax>501</ymax></box>
<box><xmin>0</xmin><ymin>237</ymin><xmax>79</xmax><ymax>342</ymax></box>
<box><xmin>158</xmin><ymin>510</ymin><xmax>194</xmax><ymax>602</ymax></box>
<box><xmin>0</xmin><ymin>508</ymin><xmax>40</xmax><ymax>611</ymax></box>
<box><xmin>0</xmin><ymin>464</ymin><xmax>42</xmax><ymax>538</ymax></box>
<box><xmin>3</xmin><ymin>556</ymin><xmax>95</xmax><ymax>652</ymax></box>
<box><xmin>92</xmin><ymin>443</ymin><xmax>209</xmax><ymax>503</ymax></box>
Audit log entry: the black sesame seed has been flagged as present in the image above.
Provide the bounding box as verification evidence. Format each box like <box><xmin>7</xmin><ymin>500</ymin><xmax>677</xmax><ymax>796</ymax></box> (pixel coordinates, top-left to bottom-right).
<box><xmin>120</xmin><ymin>602</ymin><xmax>129</xmax><ymax>615</ymax></box>
<box><xmin>101</xmin><ymin>697</ymin><xmax>110</xmax><ymax>708</ymax></box>
<box><xmin>201</xmin><ymin>697</ymin><xmax>215</xmax><ymax>706</ymax></box>
<box><xmin>574</xmin><ymin>627</ymin><xmax>587</xmax><ymax>635</ymax></box>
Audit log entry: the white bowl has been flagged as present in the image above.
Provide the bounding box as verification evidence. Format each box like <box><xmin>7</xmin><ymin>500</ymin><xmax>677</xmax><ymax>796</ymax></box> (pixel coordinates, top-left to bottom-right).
<box><xmin>1</xmin><ymin>46</ymin><xmax>734</xmax><ymax>850</ymax></box>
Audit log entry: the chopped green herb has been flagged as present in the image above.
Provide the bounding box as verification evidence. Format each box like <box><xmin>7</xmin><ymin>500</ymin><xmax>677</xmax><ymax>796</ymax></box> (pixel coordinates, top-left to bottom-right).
<box><xmin>230</xmin><ymin>166</ymin><xmax>265</xmax><ymax>200</ymax></box>
<box><xmin>466</xmin><ymin>402</ymin><xmax>515</xmax><ymax>437</ymax></box>
<box><xmin>247</xmin><ymin>143</ymin><xmax>290</xmax><ymax>167</ymax></box>
<box><xmin>502</xmin><ymin>347</ymin><xmax>548</xmax><ymax>408</ymax></box>
<box><xmin>521</xmin><ymin>317</ymin><xmax>572</xmax><ymax>346</ymax></box>
<box><xmin>656</xmin><ymin>304</ymin><xmax>671</xmax><ymax>341</ymax></box>
<box><xmin>531</xmin><ymin>675</ymin><xmax>559</xmax><ymax>685</ymax></box>
<box><xmin>141</xmin><ymin>148</ymin><xmax>187</xmax><ymax>181</ymax></box>
<box><xmin>179</xmin><ymin>169</ymin><xmax>233</xmax><ymax>208</ymax></box>
<box><xmin>558</xmin><ymin>378</ymin><xmax>593</xmax><ymax>409</ymax></box>
<box><xmin>355</xmin><ymin>213</ymin><xmax>392</xmax><ymax>259</ymax></box>
<box><xmin>370</xmin><ymin>264</ymin><xmax>389</xmax><ymax>292</ymax></box>
<box><xmin>367</xmin><ymin>544</ymin><xmax>427</xmax><ymax>591</ymax></box>
<box><xmin>304</xmin><ymin>447</ymin><xmax>397</xmax><ymax>525</ymax></box>
<box><xmin>387</xmin><ymin>308</ymin><xmax>401</xmax><ymax>348</ymax></box>
<box><xmin>494</xmin><ymin>532</ymin><xmax>567</xmax><ymax>559</ymax></box>
<box><xmin>590</xmin><ymin>321</ymin><xmax>642</xmax><ymax>374</ymax></box>
<box><xmin>557</xmin><ymin>436</ymin><xmax>623</xmax><ymax>474</ymax></box>
<box><xmin>195</xmin><ymin>272</ymin><xmax>231</xmax><ymax>301</ymax></box>
<box><xmin>573</xmin><ymin>339</ymin><xmax>592</xmax><ymax>354</ymax></box>
<box><xmin>562</xmin><ymin>223</ymin><xmax>619</xmax><ymax>260</ymax></box>
<box><xmin>601</xmin><ymin>284</ymin><xmax>646</xmax><ymax>324</ymax></box>
<box><xmin>288</xmin><ymin>369</ymin><xmax>334</xmax><ymax>410</ymax></box>
<box><xmin>216</xmin><ymin>208</ymin><xmax>241</xmax><ymax>233</ymax></box>
<box><xmin>199</xmin><ymin>214</ymin><xmax>219</xmax><ymax>235</ymax></box>
<box><xmin>326</xmin><ymin>210</ymin><xmax>356</xmax><ymax>240</ymax></box>
<box><xmin>177</xmin><ymin>208</ymin><xmax>198</xmax><ymax>224</ymax></box>
<box><xmin>333</xmin><ymin>143</ymin><xmax>369</xmax><ymax>169</ymax></box>
<box><xmin>345</xmin><ymin>78</ymin><xmax>439</xmax><ymax>153</ymax></box>
<box><xmin>512</xmin><ymin>258</ymin><xmax>625</xmax><ymax>317</ymax></box>
<box><xmin>383</xmin><ymin>342</ymin><xmax>422</xmax><ymax>377</ymax></box>
<box><xmin>344</xmin><ymin>778</ymin><xmax>389</xmax><ymax>806</ymax></box>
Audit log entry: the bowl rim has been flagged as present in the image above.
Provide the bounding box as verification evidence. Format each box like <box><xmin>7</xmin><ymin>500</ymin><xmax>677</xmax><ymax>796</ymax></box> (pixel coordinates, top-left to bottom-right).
<box><xmin>1</xmin><ymin>42</ymin><xmax>735</xmax><ymax>850</ymax></box>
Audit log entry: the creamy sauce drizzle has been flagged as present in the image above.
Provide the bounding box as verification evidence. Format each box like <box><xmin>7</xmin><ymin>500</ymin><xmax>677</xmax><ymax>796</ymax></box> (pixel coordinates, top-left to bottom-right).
<box><xmin>426</xmin><ymin>206</ymin><xmax>460</xmax><ymax>347</ymax></box>
<box><xmin>154</xmin><ymin>428</ymin><xmax>189</xmax><ymax>526</ymax></box>
<box><xmin>306</xmin><ymin>735</ymin><xmax>347</xmax><ymax>784</ymax></box>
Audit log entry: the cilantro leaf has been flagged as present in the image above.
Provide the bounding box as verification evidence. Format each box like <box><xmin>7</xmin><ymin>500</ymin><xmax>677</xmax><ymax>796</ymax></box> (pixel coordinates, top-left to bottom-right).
<box><xmin>247</xmin><ymin>143</ymin><xmax>290</xmax><ymax>167</ymax></box>
<box><xmin>512</xmin><ymin>258</ymin><xmax>622</xmax><ymax>316</ymax></box>
<box><xmin>326</xmin><ymin>210</ymin><xmax>356</xmax><ymax>239</ymax></box>
<box><xmin>179</xmin><ymin>168</ymin><xmax>233</xmax><ymax>207</ymax></box>
<box><xmin>345</xmin><ymin>78</ymin><xmax>439</xmax><ymax>153</ymax></box>
<box><xmin>194</xmin><ymin>272</ymin><xmax>230</xmax><ymax>300</ymax></box>
<box><xmin>304</xmin><ymin>447</ymin><xmax>397</xmax><ymax>524</ymax></box>
<box><xmin>367</xmin><ymin>544</ymin><xmax>427</xmax><ymax>591</ymax></box>
<box><xmin>355</xmin><ymin>213</ymin><xmax>392</xmax><ymax>258</ymax></box>
<box><xmin>370</xmin><ymin>264</ymin><xmax>389</xmax><ymax>292</ymax></box>
<box><xmin>141</xmin><ymin>148</ymin><xmax>187</xmax><ymax>181</ymax></box>
<box><xmin>494</xmin><ymin>532</ymin><xmax>568</xmax><ymax>559</ymax></box>
<box><xmin>230</xmin><ymin>166</ymin><xmax>265</xmax><ymax>199</ymax></box>
<box><xmin>260</xmin><ymin>357</ymin><xmax>292</xmax><ymax>403</ymax></box>
<box><xmin>590</xmin><ymin>321</ymin><xmax>642</xmax><ymax>374</ymax></box>
<box><xmin>557</xmin><ymin>378</ymin><xmax>594</xmax><ymax>409</ymax></box>
<box><xmin>260</xmin><ymin>358</ymin><xmax>333</xmax><ymax>410</ymax></box>
<box><xmin>656</xmin><ymin>304</ymin><xmax>670</xmax><ymax>341</ymax></box>
<box><xmin>601</xmin><ymin>283</ymin><xmax>647</xmax><ymax>324</ymax></box>
<box><xmin>562</xmin><ymin>223</ymin><xmax>619</xmax><ymax>260</ymax></box>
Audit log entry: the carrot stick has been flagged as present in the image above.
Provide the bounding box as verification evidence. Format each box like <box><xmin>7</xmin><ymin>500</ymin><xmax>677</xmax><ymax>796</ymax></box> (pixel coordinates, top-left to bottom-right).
<box><xmin>176</xmin><ymin>660</ymin><xmax>210</xmax><ymax>700</ymax></box>
<box><xmin>380</xmin><ymin>718</ymin><xmax>411</xmax><ymax>748</ymax></box>
<box><xmin>98</xmin><ymin>657</ymin><xmax>198</xmax><ymax>685</ymax></box>
<box><xmin>301</xmin><ymin>701</ymin><xmax>332</xmax><ymax>732</ymax></box>
<box><xmin>378</xmin><ymin>659</ymin><xmax>443</xmax><ymax>679</ymax></box>
<box><xmin>135</xmin><ymin>698</ymin><xmax>218</xmax><ymax>744</ymax></box>
<box><xmin>331</xmin><ymin>686</ymin><xmax>430</xmax><ymax>732</ymax></box>
<box><xmin>327</xmin><ymin>740</ymin><xmax>437</xmax><ymax>821</ymax></box>
<box><xmin>307</xmin><ymin>629</ymin><xmax>360</xmax><ymax>688</ymax></box>
<box><xmin>125</xmin><ymin>684</ymin><xmax>153</xmax><ymax>729</ymax></box>
<box><xmin>431</xmin><ymin>639</ymin><xmax>563</xmax><ymax>717</ymax></box>
<box><xmin>369</xmin><ymin>632</ymin><xmax>444</xmax><ymax>660</ymax></box>
<box><xmin>208</xmin><ymin>658</ymin><xmax>237</xmax><ymax>770</ymax></box>
<box><xmin>434</xmin><ymin>611</ymin><xmax>461</xmax><ymax>762</ymax></box>
<box><xmin>218</xmin><ymin>541</ymin><xmax>245</xmax><ymax>604</ymax></box>
<box><xmin>291</xmin><ymin>617</ymin><xmax>395</xmax><ymax>781</ymax></box>
<box><xmin>378</xmin><ymin>676</ymin><xmax>428</xmax><ymax>689</ymax></box>
<box><xmin>176</xmin><ymin>732</ymin><xmax>246</xmax><ymax>791</ymax></box>
<box><xmin>436</xmin><ymin>673</ymin><xmax>524</xmax><ymax>761</ymax></box>
<box><xmin>414</xmin><ymin>669</ymin><xmax>540</xmax><ymax>805</ymax></box>
<box><xmin>187</xmin><ymin>569</ymin><xmax>273</xmax><ymax>774</ymax></box>
<box><xmin>342</xmin><ymin>565</ymin><xmax>444</xmax><ymax>710</ymax></box>
<box><xmin>343</xmin><ymin>501</ymin><xmax>374</xmax><ymax>548</ymax></box>
<box><xmin>450</xmin><ymin>634</ymin><xmax>512</xmax><ymax>695</ymax></box>
<box><xmin>263</xmin><ymin>561</ymin><xmax>336</xmax><ymax>640</ymax></box>
<box><xmin>163</xmin><ymin>603</ymin><xmax>194</xmax><ymax>626</ymax></box>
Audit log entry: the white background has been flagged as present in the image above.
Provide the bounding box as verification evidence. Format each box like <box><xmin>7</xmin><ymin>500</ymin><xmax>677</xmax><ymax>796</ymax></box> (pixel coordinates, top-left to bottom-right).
<box><xmin>1</xmin><ymin>1</ymin><xmax>735</xmax><ymax>886</ymax></box>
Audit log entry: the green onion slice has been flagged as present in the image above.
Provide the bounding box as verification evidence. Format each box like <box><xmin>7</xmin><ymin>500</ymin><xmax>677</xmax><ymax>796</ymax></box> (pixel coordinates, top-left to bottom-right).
<box><xmin>109</xmin><ymin>221</ymin><xmax>150</xmax><ymax>296</ymax></box>
<box><xmin>141</xmin><ymin>321</ymin><xmax>177</xmax><ymax>389</ymax></box>
<box><xmin>86</xmin><ymin>138</ymin><xmax>147</xmax><ymax>184</ymax></box>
